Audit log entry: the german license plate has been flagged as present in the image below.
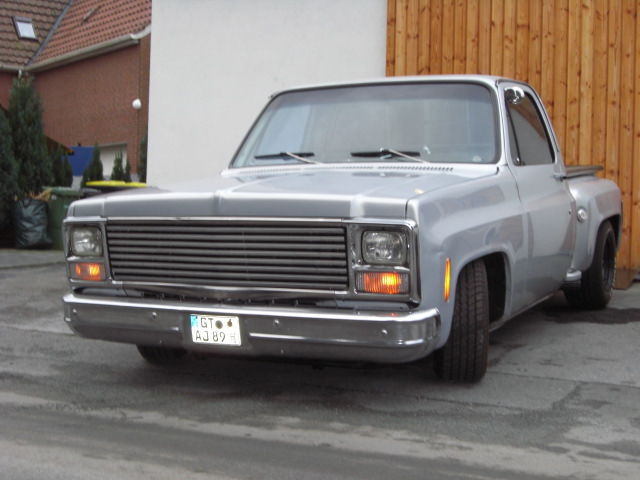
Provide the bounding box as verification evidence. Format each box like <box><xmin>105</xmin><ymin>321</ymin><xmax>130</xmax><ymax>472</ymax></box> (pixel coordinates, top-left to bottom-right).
<box><xmin>190</xmin><ymin>314</ymin><xmax>241</xmax><ymax>346</ymax></box>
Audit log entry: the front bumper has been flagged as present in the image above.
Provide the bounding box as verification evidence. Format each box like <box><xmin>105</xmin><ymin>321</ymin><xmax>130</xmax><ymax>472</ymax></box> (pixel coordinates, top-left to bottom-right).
<box><xmin>63</xmin><ymin>293</ymin><xmax>440</xmax><ymax>363</ymax></box>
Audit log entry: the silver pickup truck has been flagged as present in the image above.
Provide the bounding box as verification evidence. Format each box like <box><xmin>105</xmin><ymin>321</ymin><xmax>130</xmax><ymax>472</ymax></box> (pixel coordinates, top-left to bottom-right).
<box><xmin>62</xmin><ymin>75</ymin><xmax>621</xmax><ymax>382</ymax></box>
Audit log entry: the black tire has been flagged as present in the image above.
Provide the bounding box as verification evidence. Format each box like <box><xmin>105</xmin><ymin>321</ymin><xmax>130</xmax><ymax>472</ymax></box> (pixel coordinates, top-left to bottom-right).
<box><xmin>564</xmin><ymin>221</ymin><xmax>616</xmax><ymax>310</ymax></box>
<box><xmin>136</xmin><ymin>345</ymin><xmax>187</xmax><ymax>365</ymax></box>
<box><xmin>434</xmin><ymin>259</ymin><xmax>490</xmax><ymax>382</ymax></box>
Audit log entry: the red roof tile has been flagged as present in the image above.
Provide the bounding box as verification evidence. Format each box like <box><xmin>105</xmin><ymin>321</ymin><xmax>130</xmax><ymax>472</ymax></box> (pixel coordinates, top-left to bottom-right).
<box><xmin>0</xmin><ymin>0</ymin><xmax>68</xmax><ymax>67</ymax></box>
<box><xmin>36</xmin><ymin>0</ymin><xmax>151</xmax><ymax>63</ymax></box>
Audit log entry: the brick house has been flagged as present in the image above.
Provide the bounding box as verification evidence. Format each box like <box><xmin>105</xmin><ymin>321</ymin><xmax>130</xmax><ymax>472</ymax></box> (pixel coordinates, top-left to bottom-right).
<box><xmin>0</xmin><ymin>0</ymin><xmax>151</xmax><ymax>177</ymax></box>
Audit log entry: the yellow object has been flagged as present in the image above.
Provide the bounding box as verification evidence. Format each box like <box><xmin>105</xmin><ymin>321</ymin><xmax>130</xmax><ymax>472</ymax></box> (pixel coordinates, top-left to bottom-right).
<box><xmin>85</xmin><ymin>181</ymin><xmax>146</xmax><ymax>188</ymax></box>
<box><xmin>443</xmin><ymin>258</ymin><xmax>451</xmax><ymax>302</ymax></box>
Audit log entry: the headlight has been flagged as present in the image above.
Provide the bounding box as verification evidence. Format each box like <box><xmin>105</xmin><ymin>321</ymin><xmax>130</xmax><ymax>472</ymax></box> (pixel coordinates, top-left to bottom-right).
<box><xmin>70</xmin><ymin>227</ymin><xmax>103</xmax><ymax>256</ymax></box>
<box><xmin>362</xmin><ymin>231</ymin><xmax>406</xmax><ymax>265</ymax></box>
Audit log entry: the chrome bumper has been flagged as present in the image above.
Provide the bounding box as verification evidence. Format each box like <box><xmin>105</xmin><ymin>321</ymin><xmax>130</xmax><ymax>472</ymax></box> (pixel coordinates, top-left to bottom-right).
<box><xmin>63</xmin><ymin>293</ymin><xmax>440</xmax><ymax>363</ymax></box>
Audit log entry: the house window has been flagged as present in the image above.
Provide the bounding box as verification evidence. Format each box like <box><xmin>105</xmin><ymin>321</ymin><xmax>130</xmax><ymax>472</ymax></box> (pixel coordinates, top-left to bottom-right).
<box><xmin>13</xmin><ymin>17</ymin><xmax>37</xmax><ymax>40</ymax></box>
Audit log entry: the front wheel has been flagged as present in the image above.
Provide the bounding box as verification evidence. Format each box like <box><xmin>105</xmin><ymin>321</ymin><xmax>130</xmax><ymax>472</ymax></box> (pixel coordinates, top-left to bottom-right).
<box><xmin>137</xmin><ymin>345</ymin><xmax>187</xmax><ymax>365</ymax></box>
<box><xmin>434</xmin><ymin>259</ymin><xmax>490</xmax><ymax>383</ymax></box>
<box><xmin>564</xmin><ymin>221</ymin><xmax>616</xmax><ymax>310</ymax></box>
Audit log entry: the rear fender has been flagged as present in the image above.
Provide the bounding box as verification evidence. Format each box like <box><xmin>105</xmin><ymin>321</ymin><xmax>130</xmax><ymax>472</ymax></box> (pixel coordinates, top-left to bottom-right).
<box><xmin>568</xmin><ymin>177</ymin><xmax>621</xmax><ymax>272</ymax></box>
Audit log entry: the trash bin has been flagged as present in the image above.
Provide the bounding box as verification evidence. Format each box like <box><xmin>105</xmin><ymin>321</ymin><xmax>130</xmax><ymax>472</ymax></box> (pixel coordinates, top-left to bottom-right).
<box><xmin>47</xmin><ymin>187</ymin><xmax>82</xmax><ymax>250</ymax></box>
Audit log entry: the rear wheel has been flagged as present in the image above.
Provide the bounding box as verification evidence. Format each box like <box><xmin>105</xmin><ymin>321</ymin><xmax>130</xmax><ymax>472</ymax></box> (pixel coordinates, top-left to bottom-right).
<box><xmin>136</xmin><ymin>345</ymin><xmax>187</xmax><ymax>365</ymax></box>
<box><xmin>434</xmin><ymin>259</ymin><xmax>490</xmax><ymax>383</ymax></box>
<box><xmin>564</xmin><ymin>221</ymin><xmax>616</xmax><ymax>310</ymax></box>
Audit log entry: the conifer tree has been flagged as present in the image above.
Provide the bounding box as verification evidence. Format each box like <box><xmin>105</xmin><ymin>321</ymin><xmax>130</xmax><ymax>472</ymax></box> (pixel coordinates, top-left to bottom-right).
<box><xmin>62</xmin><ymin>148</ymin><xmax>73</xmax><ymax>186</ymax></box>
<box><xmin>51</xmin><ymin>146</ymin><xmax>63</xmax><ymax>186</ymax></box>
<box><xmin>8</xmin><ymin>76</ymin><xmax>52</xmax><ymax>196</ymax></box>
<box><xmin>110</xmin><ymin>151</ymin><xmax>125</xmax><ymax>181</ymax></box>
<box><xmin>51</xmin><ymin>146</ymin><xmax>73</xmax><ymax>187</ymax></box>
<box><xmin>138</xmin><ymin>133</ymin><xmax>147</xmax><ymax>182</ymax></box>
<box><xmin>124</xmin><ymin>158</ymin><xmax>132</xmax><ymax>182</ymax></box>
<box><xmin>81</xmin><ymin>144</ymin><xmax>104</xmax><ymax>187</ymax></box>
<box><xmin>0</xmin><ymin>108</ymin><xmax>17</xmax><ymax>226</ymax></box>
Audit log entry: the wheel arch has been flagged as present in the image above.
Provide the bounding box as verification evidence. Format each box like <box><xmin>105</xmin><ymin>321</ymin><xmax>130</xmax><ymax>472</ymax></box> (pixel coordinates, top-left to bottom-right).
<box><xmin>482</xmin><ymin>252</ymin><xmax>508</xmax><ymax>324</ymax></box>
<box><xmin>606</xmin><ymin>214</ymin><xmax>622</xmax><ymax>250</ymax></box>
<box><xmin>448</xmin><ymin>250</ymin><xmax>509</xmax><ymax>326</ymax></box>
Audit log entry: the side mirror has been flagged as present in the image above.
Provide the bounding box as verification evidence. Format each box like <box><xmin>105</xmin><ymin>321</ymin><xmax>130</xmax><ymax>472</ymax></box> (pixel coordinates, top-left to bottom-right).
<box><xmin>505</xmin><ymin>87</ymin><xmax>525</xmax><ymax>105</ymax></box>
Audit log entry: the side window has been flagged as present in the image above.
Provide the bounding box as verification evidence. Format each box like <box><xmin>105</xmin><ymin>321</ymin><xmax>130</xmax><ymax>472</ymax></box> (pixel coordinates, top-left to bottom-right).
<box><xmin>506</xmin><ymin>92</ymin><xmax>555</xmax><ymax>166</ymax></box>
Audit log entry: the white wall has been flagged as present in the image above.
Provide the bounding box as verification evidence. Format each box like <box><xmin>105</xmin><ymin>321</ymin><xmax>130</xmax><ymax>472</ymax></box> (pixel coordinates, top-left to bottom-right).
<box><xmin>148</xmin><ymin>0</ymin><xmax>387</xmax><ymax>186</ymax></box>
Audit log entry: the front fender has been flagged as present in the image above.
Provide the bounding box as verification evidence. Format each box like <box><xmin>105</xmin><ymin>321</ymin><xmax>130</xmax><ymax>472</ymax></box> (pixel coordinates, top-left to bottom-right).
<box><xmin>407</xmin><ymin>168</ymin><xmax>524</xmax><ymax>349</ymax></box>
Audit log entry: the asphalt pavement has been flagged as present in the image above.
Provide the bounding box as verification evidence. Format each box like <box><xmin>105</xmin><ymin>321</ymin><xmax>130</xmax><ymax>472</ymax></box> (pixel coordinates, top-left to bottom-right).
<box><xmin>0</xmin><ymin>248</ymin><xmax>66</xmax><ymax>270</ymax></box>
<box><xmin>1</xmin><ymin>248</ymin><xmax>639</xmax><ymax>479</ymax></box>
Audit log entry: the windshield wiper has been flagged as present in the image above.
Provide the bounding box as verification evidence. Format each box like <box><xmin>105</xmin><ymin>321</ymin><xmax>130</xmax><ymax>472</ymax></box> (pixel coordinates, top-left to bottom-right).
<box><xmin>254</xmin><ymin>152</ymin><xmax>319</xmax><ymax>164</ymax></box>
<box><xmin>350</xmin><ymin>148</ymin><xmax>429</xmax><ymax>163</ymax></box>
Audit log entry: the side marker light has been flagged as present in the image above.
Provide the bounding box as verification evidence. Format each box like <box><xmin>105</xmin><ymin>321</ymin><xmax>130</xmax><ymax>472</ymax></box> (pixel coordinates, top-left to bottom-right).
<box><xmin>444</xmin><ymin>258</ymin><xmax>451</xmax><ymax>302</ymax></box>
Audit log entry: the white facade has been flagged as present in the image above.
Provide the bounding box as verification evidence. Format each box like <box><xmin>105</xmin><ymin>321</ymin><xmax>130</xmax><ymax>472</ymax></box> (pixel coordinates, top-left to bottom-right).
<box><xmin>147</xmin><ymin>0</ymin><xmax>387</xmax><ymax>185</ymax></box>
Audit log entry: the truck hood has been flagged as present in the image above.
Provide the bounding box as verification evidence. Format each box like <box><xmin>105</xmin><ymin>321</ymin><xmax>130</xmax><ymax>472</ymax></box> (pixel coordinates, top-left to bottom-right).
<box><xmin>69</xmin><ymin>163</ymin><xmax>498</xmax><ymax>219</ymax></box>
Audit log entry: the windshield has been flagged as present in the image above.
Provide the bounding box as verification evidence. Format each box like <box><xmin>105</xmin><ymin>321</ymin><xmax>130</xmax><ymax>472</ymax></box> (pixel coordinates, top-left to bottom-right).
<box><xmin>231</xmin><ymin>83</ymin><xmax>499</xmax><ymax>167</ymax></box>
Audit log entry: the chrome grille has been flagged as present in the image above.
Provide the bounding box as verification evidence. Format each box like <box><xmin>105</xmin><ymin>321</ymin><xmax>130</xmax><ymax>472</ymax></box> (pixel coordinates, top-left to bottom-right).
<box><xmin>106</xmin><ymin>221</ymin><xmax>349</xmax><ymax>290</ymax></box>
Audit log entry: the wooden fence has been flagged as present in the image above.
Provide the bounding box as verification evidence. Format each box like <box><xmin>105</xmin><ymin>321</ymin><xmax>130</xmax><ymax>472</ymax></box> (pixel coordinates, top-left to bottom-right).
<box><xmin>387</xmin><ymin>0</ymin><xmax>639</xmax><ymax>281</ymax></box>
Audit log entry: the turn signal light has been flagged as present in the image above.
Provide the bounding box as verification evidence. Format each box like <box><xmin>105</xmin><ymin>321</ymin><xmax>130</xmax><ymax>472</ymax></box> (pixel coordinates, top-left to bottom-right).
<box><xmin>73</xmin><ymin>262</ymin><xmax>105</xmax><ymax>281</ymax></box>
<box><xmin>356</xmin><ymin>271</ymin><xmax>408</xmax><ymax>295</ymax></box>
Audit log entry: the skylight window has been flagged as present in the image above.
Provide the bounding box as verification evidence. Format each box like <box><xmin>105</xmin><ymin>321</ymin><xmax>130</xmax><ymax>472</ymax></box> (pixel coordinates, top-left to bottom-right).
<box><xmin>13</xmin><ymin>17</ymin><xmax>37</xmax><ymax>40</ymax></box>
